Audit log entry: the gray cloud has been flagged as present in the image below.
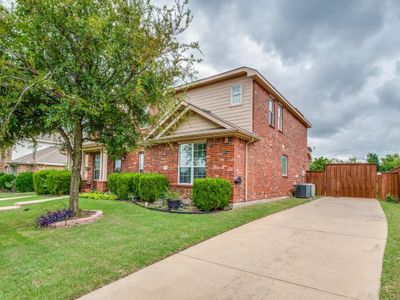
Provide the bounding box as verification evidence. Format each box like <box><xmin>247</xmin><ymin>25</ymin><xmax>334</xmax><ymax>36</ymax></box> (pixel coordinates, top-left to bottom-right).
<box><xmin>170</xmin><ymin>0</ymin><xmax>400</xmax><ymax>158</ymax></box>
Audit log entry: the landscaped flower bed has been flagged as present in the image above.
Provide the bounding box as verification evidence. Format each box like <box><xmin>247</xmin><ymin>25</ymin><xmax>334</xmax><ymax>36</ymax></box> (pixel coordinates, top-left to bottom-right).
<box><xmin>36</xmin><ymin>208</ymin><xmax>102</xmax><ymax>228</ymax></box>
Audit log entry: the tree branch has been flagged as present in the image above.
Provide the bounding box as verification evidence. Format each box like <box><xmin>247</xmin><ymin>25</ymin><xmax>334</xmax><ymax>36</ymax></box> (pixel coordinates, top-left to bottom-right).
<box><xmin>57</xmin><ymin>127</ymin><xmax>73</xmax><ymax>155</ymax></box>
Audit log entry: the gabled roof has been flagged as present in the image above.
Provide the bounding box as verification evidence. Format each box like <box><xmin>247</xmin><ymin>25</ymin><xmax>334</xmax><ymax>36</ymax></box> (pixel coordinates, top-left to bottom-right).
<box><xmin>9</xmin><ymin>146</ymin><xmax>67</xmax><ymax>166</ymax></box>
<box><xmin>175</xmin><ymin>66</ymin><xmax>312</xmax><ymax>128</ymax></box>
<box><xmin>21</xmin><ymin>134</ymin><xmax>61</xmax><ymax>144</ymax></box>
<box><xmin>147</xmin><ymin>101</ymin><xmax>261</xmax><ymax>142</ymax></box>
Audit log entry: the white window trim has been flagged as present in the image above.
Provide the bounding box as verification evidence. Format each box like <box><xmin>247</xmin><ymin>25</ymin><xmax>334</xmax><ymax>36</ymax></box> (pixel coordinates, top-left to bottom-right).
<box><xmin>282</xmin><ymin>155</ymin><xmax>288</xmax><ymax>177</ymax></box>
<box><xmin>231</xmin><ymin>85</ymin><xmax>243</xmax><ymax>106</ymax></box>
<box><xmin>178</xmin><ymin>143</ymin><xmax>206</xmax><ymax>185</ymax></box>
<box><xmin>138</xmin><ymin>152</ymin><xmax>144</xmax><ymax>173</ymax></box>
<box><xmin>269</xmin><ymin>98</ymin><xmax>275</xmax><ymax>127</ymax></box>
<box><xmin>278</xmin><ymin>104</ymin><xmax>283</xmax><ymax>132</ymax></box>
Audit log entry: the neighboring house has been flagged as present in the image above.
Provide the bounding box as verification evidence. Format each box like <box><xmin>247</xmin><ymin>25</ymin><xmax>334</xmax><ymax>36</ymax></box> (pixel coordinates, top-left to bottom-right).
<box><xmin>1</xmin><ymin>135</ymin><xmax>68</xmax><ymax>175</ymax></box>
<box><xmin>81</xmin><ymin>67</ymin><xmax>312</xmax><ymax>204</ymax></box>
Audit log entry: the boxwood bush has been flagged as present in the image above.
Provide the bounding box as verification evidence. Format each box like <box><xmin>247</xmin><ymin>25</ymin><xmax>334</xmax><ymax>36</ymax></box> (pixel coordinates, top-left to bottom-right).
<box><xmin>108</xmin><ymin>172</ymin><xmax>142</xmax><ymax>199</ymax></box>
<box><xmin>107</xmin><ymin>173</ymin><xmax>119</xmax><ymax>195</ymax></box>
<box><xmin>46</xmin><ymin>170</ymin><xmax>71</xmax><ymax>195</ymax></box>
<box><xmin>16</xmin><ymin>172</ymin><xmax>34</xmax><ymax>192</ymax></box>
<box><xmin>0</xmin><ymin>174</ymin><xmax>16</xmax><ymax>191</ymax></box>
<box><xmin>193</xmin><ymin>178</ymin><xmax>232</xmax><ymax>211</ymax></box>
<box><xmin>139</xmin><ymin>173</ymin><xmax>169</xmax><ymax>202</ymax></box>
<box><xmin>33</xmin><ymin>170</ymin><xmax>53</xmax><ymax>194</ymax></box>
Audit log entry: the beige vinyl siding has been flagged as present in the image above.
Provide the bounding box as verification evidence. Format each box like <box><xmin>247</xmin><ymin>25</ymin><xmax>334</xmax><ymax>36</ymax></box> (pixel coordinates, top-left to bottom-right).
<box><xmin>181</xmin><ymin>76</ymin><xmax>253</xmax><ymax>131</ymax></box>
<box><xmin>174</xmin><ymin>113</ymin><xmax>223</xmax><ymax>134</ymax></box>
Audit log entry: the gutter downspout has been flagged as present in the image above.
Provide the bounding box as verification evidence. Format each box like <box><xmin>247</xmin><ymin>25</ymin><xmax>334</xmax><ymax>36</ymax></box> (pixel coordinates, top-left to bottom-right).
<box><xmin>245</xmin><ymin>138</ymin><xmax>255</xmax><ymax>202</ymax></box>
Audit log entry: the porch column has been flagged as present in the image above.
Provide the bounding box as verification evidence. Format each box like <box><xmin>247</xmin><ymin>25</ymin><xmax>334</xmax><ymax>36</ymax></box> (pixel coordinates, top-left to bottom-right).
<box><xmin>81</xmin><ymin>152</ymin><xmax>89</xmax><ymax>181</ymax></box>
<box><xmin>101</xmin><ymin>150</ymin><xmax>108</xmax><ymax>182</ymax></box>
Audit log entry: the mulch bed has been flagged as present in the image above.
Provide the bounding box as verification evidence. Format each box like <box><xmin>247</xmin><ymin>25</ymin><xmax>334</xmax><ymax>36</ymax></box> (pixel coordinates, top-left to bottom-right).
<box><xmin>133</xmin><ymin>200</ymin><xmax>230</xmax><ymax>214</ymax></box>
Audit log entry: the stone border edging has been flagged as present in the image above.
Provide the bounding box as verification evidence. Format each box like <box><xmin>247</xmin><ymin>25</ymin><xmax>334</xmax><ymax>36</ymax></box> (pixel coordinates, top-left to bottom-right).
<box><xmin>48</xmin><ymin>210</ymin><xmax>103</xmax><ymax>228</ymax></box>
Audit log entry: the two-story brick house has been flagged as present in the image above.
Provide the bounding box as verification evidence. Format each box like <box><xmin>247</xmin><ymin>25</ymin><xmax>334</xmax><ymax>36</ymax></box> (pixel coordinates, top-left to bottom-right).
<box><xmin>81</xmin><ymin>67</ymin><xmax>312</xmax><ymax>204</ymax></box>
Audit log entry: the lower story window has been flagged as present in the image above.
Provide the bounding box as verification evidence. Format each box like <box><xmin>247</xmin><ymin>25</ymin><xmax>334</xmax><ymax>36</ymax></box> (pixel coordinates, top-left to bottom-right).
<box><xmin>178</xmin><ymin>143</ymin><xmax>206</xmax><ymax>184</ymax></box>
<box><xmin>139</xmin><ymin>152</ymin><xmax>144</xmax><ymax>173</ymax></box>
<box><xmin>94</xmin><ymin>153</ymin><xmax>101</xmax><ymax>180</ymax></box>
<box><xmin>114</xmin><ymin>158</ymin><xmax>122</xmax><ymax>172</ymax></box>
<box><xmin>281</xmin><ymin>155</ymin><xmax>288</xmax><ymax>177</ymax></box>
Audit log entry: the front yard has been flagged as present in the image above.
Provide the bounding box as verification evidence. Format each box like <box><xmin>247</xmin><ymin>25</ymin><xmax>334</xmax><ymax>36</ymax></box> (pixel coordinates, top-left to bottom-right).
<box><xmin>0</xmin><ymin>196</ymin><xmax>307</xmax><ymax>300</ymax></box>
<box><xmin>380</xmin><ymin>201</ymin><xmax>400</xmax><ymax>300</ymax></box>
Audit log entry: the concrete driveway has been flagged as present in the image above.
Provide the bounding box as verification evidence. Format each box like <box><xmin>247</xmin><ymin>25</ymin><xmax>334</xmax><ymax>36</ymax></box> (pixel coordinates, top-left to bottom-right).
<box><xmin>79</xmin><ymin>197</ymin><xmax>387</xmax><ymax>300</ymax></box>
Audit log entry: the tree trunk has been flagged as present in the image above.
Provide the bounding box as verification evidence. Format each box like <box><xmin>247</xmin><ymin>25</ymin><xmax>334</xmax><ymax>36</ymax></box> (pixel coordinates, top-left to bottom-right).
<box><xmin>69</xmin><ymin>122</ymin><xmax>83</xmax><ymax>215</ymax></box>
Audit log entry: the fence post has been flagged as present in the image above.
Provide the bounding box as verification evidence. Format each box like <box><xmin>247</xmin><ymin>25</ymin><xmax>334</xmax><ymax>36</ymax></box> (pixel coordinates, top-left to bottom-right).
<box><xmin>377</xmin><ymin>173</ymin><xmax>381</xmax><ymax>200</ymax></box>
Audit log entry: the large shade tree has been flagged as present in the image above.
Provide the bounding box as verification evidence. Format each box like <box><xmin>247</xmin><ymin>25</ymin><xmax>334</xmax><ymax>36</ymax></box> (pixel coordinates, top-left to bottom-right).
<box><xmin>0</xmin><ymin>0</ymin><xmax>199</xmax><ymax>214</ymax></box>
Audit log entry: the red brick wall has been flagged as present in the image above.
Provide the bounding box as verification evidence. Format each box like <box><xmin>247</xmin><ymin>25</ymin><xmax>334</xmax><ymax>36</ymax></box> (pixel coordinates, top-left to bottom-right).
<box><xmin>122</xmin><ymin>152</ymin><xmax>140</xmax><ymax>172</ymax></box>
<box><xmin>104</xmin><ymin>140</ymin><xmax>244</xmax><ymax>201</ymax></box>
<box><xmin>247</xmin><ymin>81</ymin><xmax>309</xmax><ymax>200</ymax></box>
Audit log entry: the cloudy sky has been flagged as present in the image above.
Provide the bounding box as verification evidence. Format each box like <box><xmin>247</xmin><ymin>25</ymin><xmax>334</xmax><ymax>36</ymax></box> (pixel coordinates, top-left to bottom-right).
<box><xmin>169</xmin><ymin>0</ymin><xmax>400</xmax><ymax>159</ymax></box>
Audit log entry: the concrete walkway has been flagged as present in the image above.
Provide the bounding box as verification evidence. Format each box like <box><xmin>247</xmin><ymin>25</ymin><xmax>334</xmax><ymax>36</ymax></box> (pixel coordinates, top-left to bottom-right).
<box><xmin>79</xmin><ymin>197</ymin><xmax>387</xmax><ymax>300</ymax></box>
<box><xmin>0</xmin><ymin>194</ymin><xmax>36</xmax><ymax>201</ymax></box>
<box><xmin>0</xmin><ymin>196</ymin><xmax>68</xmax><ymax>212</ymax></box>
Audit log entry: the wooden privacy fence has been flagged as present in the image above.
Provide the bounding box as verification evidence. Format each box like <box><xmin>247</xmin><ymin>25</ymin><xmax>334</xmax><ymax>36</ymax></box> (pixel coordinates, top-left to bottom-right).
<box><xmin>378</xmin><ymin>172</ymin><xmax>399</xmax><ymax>199</ymax></box>
<box><xmin>306</xmin><ymin>163</ymin><xmax>400</xmax><ymax>199</ymax></box>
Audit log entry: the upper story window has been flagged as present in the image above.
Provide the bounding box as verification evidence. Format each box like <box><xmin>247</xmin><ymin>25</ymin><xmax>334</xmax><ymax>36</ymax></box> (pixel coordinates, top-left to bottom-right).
<box><xmin>281</xmin><ymin>155</ymin><xmax>288</xmax><ymax>177</ymax></box>
<box><xmin>231</xmin><ymin>85</ymin><xmax>242</xmax><ymax>105</ymax></box>
<box><xmin>268</xmin><ymin>98</ymin><xmax>275</xmax><ymax>127</ymax></box>
<box><xmin>178</xmin><ymin>143</ymin><xmax>206</xmax><ymax>184</ymax></box>
<box><xmin>138</xmin><ymin>152</ymin><xmax>144</xmax><ymax>173</ymax></box>
<box><xmin>114</xmin><ymin>158</ymin><xmax>122</xmax><ymax>172</ymax></box>
<box><xmin>277</xmin><ymin>104</ymin><xmax>283</xmax><ymax>132</ymax></box>
<box><xmin>94</xmin><ymin>153</ymin><xmax>101</xmax><ymax>180</ymax></box>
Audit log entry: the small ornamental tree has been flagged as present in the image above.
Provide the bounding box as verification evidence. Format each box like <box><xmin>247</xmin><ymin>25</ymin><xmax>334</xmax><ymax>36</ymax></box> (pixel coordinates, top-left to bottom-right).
<box><xmin>310</xmin><ymin>156</ymin><xmax>330</xmax><ymax>171</ymax></box>
<box><xmin>0</xmin><ymin>0</ymin><xmax>199</xmax><ymax>215</ymax></box>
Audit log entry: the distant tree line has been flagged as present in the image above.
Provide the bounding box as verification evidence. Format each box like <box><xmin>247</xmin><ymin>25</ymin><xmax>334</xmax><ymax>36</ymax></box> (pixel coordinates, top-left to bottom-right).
<box><xmin>310</xmin><ymin>153</ymin><xmax>400</xmax><ymax>172</ymax></box>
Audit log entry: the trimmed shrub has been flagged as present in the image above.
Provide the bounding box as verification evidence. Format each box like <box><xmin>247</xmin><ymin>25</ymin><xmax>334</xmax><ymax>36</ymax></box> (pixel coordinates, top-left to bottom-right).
<box><xmin>192</xmin><ymin>178</ymin><xmax>232</xmax><ymax>211</ymax></box>
<box><xmin>139</xmin><ymin>173</ymin><xmax>169</xmax><ymax>202</ymax></box>
<box><xmin>108</xmin><ymin>172</ymin><xmax>142</xmax><ymax>199</ymax></box>
<box><xmin>33</xmin><ymin>170</ymin><xmax>52</xmax><ymax>194</ymax></box>
<box><xmin>46</xmin><ymin>170</ymin><xmax>71</xmax><ymax>195</ymax></box>
<box><xmin>116</xmin><ymin>173</ymin><xmax>132</xmax><ymax>199</ymax></box>
<box><xmin>16</xmin><ymin>172</ymin><xmax>34</xmax><ymax>192</ymax></box>
<box><xmin>0</xmin><ymin>174</ymin><xmax>16</xmax><ymax>191</ymax></box>
<box><xmin>107</xmin><ymin>173</ymin><xmax>119</xmax><ymax>195</ymax></box>
<box><xmin>80</xmin><ymin>191</ymin><xmax>118</xmax><ymax>200</ymax></box>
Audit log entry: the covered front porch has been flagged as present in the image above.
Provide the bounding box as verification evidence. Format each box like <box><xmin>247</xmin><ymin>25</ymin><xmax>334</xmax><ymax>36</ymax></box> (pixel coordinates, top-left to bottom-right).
<box><xmin>81</xmin><ymin>144</ymin><xmax>109</xmax><ymax>192</ymax></box>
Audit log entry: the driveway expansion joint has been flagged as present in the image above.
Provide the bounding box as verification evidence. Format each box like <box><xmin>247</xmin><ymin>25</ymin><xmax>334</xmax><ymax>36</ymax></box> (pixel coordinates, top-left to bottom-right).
<box><xmin>178</xmin><ymin>253</ymin><xmax>360</xmax><ymax>300</ymax></box>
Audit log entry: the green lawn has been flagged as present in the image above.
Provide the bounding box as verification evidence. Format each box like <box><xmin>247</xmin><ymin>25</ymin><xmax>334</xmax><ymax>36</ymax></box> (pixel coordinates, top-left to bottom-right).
<box><xmin>0</xmin><ymin>197</ymin><xmax>307</xmax><ymax>300</ymax></box>
<box><xmin>380</xmin><ymin>201</ymin><xmax>400</xmax><ymax>300</ymax></box>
